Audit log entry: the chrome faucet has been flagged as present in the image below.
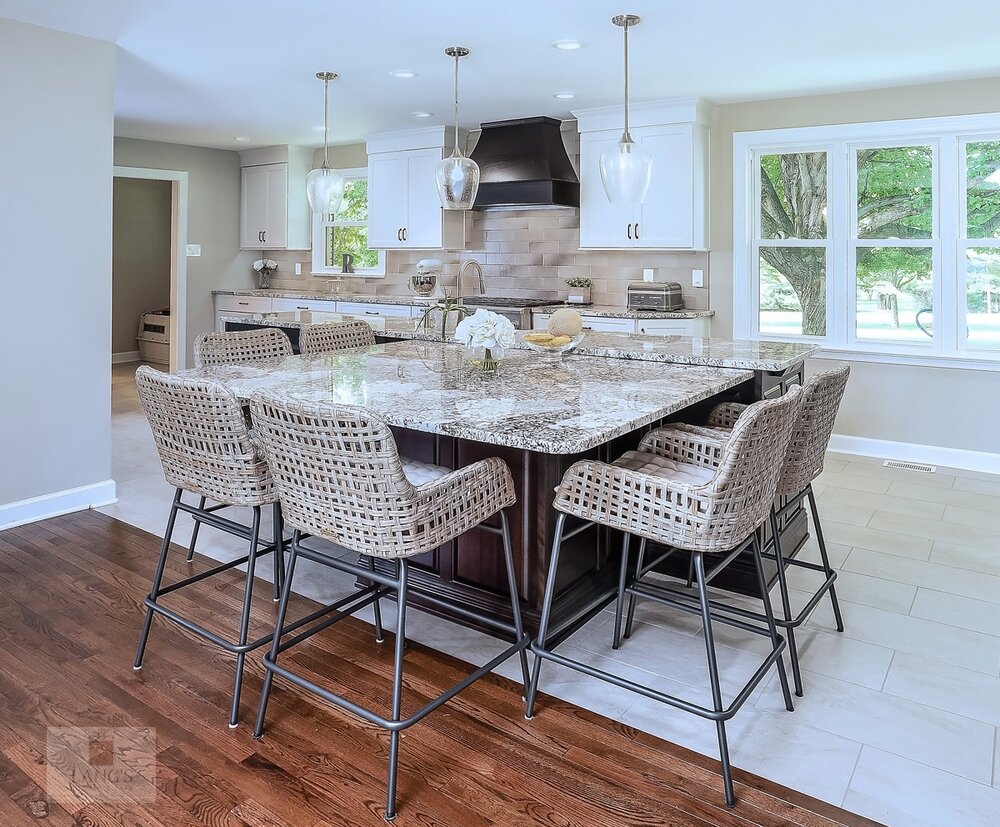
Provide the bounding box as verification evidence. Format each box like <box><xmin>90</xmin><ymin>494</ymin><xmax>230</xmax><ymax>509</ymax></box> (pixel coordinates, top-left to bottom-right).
<box><xmin>456</xmin><ymin>259</ymin><xmax>486</xmax><ymax>304</ymax></box>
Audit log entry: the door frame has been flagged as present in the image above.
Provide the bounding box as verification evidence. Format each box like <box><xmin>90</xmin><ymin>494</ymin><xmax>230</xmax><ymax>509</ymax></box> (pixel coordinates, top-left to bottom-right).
<box><xmin>112</xmin><ymin>166</ymin><xmax>189</xmax><ymax>371</ymax></box>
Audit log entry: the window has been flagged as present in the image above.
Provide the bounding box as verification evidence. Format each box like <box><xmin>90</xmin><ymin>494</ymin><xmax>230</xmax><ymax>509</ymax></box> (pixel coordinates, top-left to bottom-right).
<box><xmin>735</xmin><ymin>114</ymin><xmax>1000</xmax><ymax>366</ymax></box>
<box><xmin>311</xmin><ymin>168</ymin><xmax>385</xmax><ymax>277</ymax></box>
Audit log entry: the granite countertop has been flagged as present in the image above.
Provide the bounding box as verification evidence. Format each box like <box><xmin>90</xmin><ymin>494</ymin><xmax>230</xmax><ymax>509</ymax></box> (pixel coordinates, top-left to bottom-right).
<box><xmin>535</xmin><ymin>304</ymin><xmax>714</xmax><ymax>320</ymax></box>
<box><xmin>181</xmin><ymin>340</ymin><xmax>751</xmax><ymax>455</ymax></box>
<box><xmin>217</xmin><ymin>311</ymin><xmax>816</xmax><ymax>371</ymax></box>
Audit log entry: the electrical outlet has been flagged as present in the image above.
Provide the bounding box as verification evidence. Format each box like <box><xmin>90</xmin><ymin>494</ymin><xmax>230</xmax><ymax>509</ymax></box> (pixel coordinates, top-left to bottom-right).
<box><xmin>185</xmin><ymin>243</ymin><xmax>201</xmax><ymax>257</ymax></box>
<box><xmin>642</xmin><ymin>268</ymin><xmax>655</xmax><ymax>283</ymax></box>
<box><xmin>295</xmin><ymin>262</ymin><xmax>302</xmax><ymax>275</ymax></box>
<box><xmin>692</xmin><ymin>269</ymin><xmax>704</xmax><ymax>288</ymax></box>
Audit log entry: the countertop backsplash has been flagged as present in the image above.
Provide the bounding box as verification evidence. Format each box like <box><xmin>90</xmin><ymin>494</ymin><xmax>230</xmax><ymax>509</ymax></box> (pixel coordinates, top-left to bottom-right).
<box><xmin>263</xmin><ymin>208</ymin><xmax>710</xmax><ymax>310</ymax></box>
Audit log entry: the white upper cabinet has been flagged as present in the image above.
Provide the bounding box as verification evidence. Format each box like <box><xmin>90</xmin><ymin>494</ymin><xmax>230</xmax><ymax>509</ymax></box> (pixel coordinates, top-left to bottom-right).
<box><xmin>239</xmin><ymin>145</ymin><xmax>312</xmax><ymax>250</ymax></box>
<box><xmin>574</xmin><ymin>99</ymin><xmax>711</xmax><ymax>251</ymax></box>
<box><xmin>366</xmin><ymin>127</ymin><xmax>465</xmax><ymax>250</ymax></box>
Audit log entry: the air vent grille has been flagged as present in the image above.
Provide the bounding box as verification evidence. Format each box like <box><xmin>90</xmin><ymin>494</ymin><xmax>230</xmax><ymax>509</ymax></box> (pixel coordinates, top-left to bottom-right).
<box><xmin>883</xmin><ymin>460</ymin><xmax>936</xmax><ymax>473</ymax></box>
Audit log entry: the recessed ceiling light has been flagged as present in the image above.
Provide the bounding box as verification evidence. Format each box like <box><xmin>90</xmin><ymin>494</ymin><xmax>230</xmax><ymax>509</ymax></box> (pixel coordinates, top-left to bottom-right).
<box><xmin>234</xmin><ymin>136</ymin><xmax>250</xmax><ymax>142</ymax></box>
<box><xmin>390</xmin><ymin>70</ymin><xmax>417</xmax><ymax>78</ymax></box>
<box><xmin>553</xmin><ymin>92</ymin><xmax>576</xmax><ymax>99</ymax></box>
<box><xmin>411</xmin><ymin>111</ymin><xmax>433</xmax><ymax>118</ymax></box>
<box><xmin>552</xmin><ymin>39</ymin><xmax>584</xmax><ymax>50</ymax></box>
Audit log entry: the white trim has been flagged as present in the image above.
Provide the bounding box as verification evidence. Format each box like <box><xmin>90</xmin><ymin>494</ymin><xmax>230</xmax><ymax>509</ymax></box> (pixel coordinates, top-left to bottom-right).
<box><xmin>113</xmin><ymin>166</ymin><xmax>189</xmax><ymax>371</ymax></box>
<box><xmin>311</xmin><ymin>167</ymin><xmax>386</xmax><ymax>278</ymax></box>
<box><xmin>828</xmin><ymin>435</ymin><xmax>1000</xmax><ymax>476</ymax></box>
<box><xmin>812</xmin><ymin>348</ymin><xmax>1000</xmax><ymax>372</ymax></box>
<box><xmin>112</xmin><ymin>350</ymin><xmax>141</xmax><ymax>364</ymax></box>
<box><xmin>0</xmin><ymin>480</ymin><xmax>117</xmax><ymax>531</ymax></box>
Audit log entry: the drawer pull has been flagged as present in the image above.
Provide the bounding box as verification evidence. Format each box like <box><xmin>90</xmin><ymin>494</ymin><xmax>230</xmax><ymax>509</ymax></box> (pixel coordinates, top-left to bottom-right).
<box><xmin>365</xmin><ymin>311</ymin><xmax>379</xmax><ymax>316</ymax></box>
<box><xmin>238</xmin><ymin>301</ymin><xmax>249</xmax><ymax>306</ymax></box>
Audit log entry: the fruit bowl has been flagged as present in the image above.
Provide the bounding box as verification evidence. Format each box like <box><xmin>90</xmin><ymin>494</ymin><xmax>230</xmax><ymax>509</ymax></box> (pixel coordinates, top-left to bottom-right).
<box><xmin>517</xmin><ymin>331</ymin><xmax>586</xmax><ymax>356</ymax></box>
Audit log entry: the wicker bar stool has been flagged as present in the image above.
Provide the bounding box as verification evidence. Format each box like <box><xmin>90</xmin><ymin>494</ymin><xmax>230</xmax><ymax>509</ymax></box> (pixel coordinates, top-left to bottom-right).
<box><xmin>526</xmin><ymin>388</ymin><xmax>804</xmax><ymax>808</ymax></box>
<box><xmin>691</xmin><ymin>363</ymin><xmax>851</xmax><ymax>697</ymax></box>
<box><xmin>187</xmin><ymin>327</ymin><xmax>294</xmax><ymax>589</ymax></box>
<box><xmin>248</xmin><ymin>393</ymin><xmax>531</xmax><ymax>823</ymax></box>
<box><xmin>134</xmin><ymin>366</ymin><xmax>289</xmax><ymax>728</ymax></box>
<box><xmin>298</xmin><ymin>319</ymin><xmax>376</xmax><ymax>356</ymax></box>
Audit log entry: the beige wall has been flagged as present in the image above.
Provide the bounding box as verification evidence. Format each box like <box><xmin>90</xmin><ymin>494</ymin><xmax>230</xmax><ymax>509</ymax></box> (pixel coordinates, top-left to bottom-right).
<box><xmin>0</xmin><ymin>19</ymin><xmax>115</xmax><ymax>510</ymax></box>
<box><xmin>113</xmin><ymin>138</ymin><xmax>252</xmax><ymax>364</ymax></box>
<box><xmin>710</xmin><ymin>76</ymin><xmax>1000</xmax><ymax>455</ymax></box>
<box><xmin>112</xmin><ymin>178</ymin><xmax>171</xmax><ymax>354</ymax></box>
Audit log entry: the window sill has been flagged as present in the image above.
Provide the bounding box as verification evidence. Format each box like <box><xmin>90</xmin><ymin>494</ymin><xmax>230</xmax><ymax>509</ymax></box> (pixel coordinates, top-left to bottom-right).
<box><xmin>810</xmin><ymin>347</ymin><xmax>1000</xmax><ymax>373</ymax></box>
<box><xmin>312</xmin><ymin>269</ymin><xmax>386</xmax><ymax>279</ymax></box>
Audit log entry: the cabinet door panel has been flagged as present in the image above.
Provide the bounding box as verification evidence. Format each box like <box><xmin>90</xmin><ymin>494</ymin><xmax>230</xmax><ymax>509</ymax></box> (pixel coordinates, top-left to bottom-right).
<box><xmin>578</xmin><ymin>131</ymin><xmax>637</xmax><ymax>248</ymax></box>
<box><xmin>263</xmin><ymin>164</ymin><xmax>288</xmax><ymax>248</ymax></box>
<box><xmin>636</xmin><ymin>126</ymin><xmax>694</xmax><ymax>249</ymax></box>
<box><xmin>404</xmin><ymin>149</ymin><xmax>444</xmax><ymax>248</ymax></box>
<box><xmin>367</xmin><ymin>153</ymin><xmax>408</xmax><ymax>248</ymax></box>
<box><xmin>240</xmin><ymin>166</ymin><xmax>268</xmax><ymax>249</ymax></box>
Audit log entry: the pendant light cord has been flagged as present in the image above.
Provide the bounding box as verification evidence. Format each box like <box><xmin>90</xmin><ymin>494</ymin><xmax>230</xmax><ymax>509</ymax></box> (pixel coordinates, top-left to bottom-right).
<box><xmin>622</xmin><ymin>19</ymin><xmax>631</xmax><ymax>141</ymax></box>
<box><xmin>322</xmin><ymin>75</ymin><xmax>330</xmax><ymax>169</ymax></box>
<box><xmin>453</xmin><ymin>53</ymin><xmax>460</xmax><ymax>155</ymax></box>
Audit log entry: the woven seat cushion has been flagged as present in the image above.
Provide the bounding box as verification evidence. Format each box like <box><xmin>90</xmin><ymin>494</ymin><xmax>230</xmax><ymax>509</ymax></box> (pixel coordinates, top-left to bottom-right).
<box><xmin>613</xmin><ymin>450</ymin><xmax>716</xmax><ymax>486</ymax></box>
<box><xmin>401</xmin><ymin>457</ymin><xmax>449</xmax><ymax>486</ymax></box>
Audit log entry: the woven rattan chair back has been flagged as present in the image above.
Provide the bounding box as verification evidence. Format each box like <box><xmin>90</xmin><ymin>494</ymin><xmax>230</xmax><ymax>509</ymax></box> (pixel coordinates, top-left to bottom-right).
<box><xmin>135</xmin><ymin>366</ymin><xmax>275</xmax><ymax>506</ymax></box>
<box><xmin>703</xmin><ymin>387</ymin><xmax>804</xmax><ymax>549</ymax></box>
<box><xmin>778</xmin><ymin>363</ymin><xmax>850</xmax><ymax>495</ymax></box>
<box><xmin>249</xmin><ymin>393</ymin><xmax>428</xmax><ymax>559</ymax></box>
<box><xmin>194</xmin><ymin>327</ymin><xmax>293</xmax><ymax>368</ymax></box>
<box><xmin>298</xmin><ymin>320</ymin><xmax>376</xmax><ymax>356</ymax></box>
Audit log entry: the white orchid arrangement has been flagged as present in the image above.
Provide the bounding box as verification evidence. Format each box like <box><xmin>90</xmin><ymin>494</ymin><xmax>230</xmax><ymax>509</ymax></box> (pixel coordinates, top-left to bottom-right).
<box><xmin>454</xmin><ymin>309</ymin><xmax>516</xmax><ymax>353</ymax></box>
<box><xmin>252</xmin><ymin>259</ymin><xmax>278</xmax><ymax>275</ymax></box>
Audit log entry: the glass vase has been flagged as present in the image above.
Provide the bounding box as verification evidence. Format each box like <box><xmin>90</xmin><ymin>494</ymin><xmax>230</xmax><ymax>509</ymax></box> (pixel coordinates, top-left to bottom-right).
<box><xmin>466</xmin><ymin>343</ymin><xmax>505</xmax><ymax>373</ymax></box>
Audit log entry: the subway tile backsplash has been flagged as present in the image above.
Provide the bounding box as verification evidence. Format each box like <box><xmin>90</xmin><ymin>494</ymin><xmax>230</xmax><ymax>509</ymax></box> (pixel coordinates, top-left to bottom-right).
<box><xmin>265</xmin><ymin>209</ymin><xmax>710</xmax><ymax>310</ymax></box>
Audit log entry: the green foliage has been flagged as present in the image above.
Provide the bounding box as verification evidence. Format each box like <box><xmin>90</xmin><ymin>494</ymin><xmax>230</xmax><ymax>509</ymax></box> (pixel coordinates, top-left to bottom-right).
<box><xmin>856</xmin><ymin>146</ymin><xmax>932</xmax><ymax>239</ymax></box>
<box><xmin>966</xmin><ymin>141</ymin><xmax>1000</xmax><ymax>239</ymax></box>
<box><xmin>324</xmin><ymin>178</ymin><xmax>378</xmax><ymax>269</ymax></box>
<box><xmin>564</xmin><ymin>277</ymin><xmax>593</xmax><ymax>288</ymax></box>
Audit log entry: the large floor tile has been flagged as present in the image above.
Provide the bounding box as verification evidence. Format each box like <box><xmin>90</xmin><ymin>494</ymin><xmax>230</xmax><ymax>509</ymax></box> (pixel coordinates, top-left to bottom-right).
<box><xmin>795</xmin><ymin>537</ymin><xmax>852</xmax><ymax>569</ymax></box>
<box><xmin>888</xmin><ymin>479</ymin><xmax>1000</xmax><ymax>514</ymax></box>
<box><xmin>883</xmin><ymin>651</ymin><xmax>1000</xmax><ymax>726</ymax></box>
<box><xmin>818</xmin><ymin>485</ymin><xmax>946</xmax><ymax>520</ymax></box>
<box><xmin>813</xmin><ymin>470</ymin><xmax>892</xmax><ymax>494</ymax></box>
<box><xmin>930</xmin><ymin>540</ymin><xmax>1000</xmax><ymax>577</ymax></box>
<box><xmin>909</xmin><ymin>589</ymin><xmax>1000</xmax><ymax>638</ymax></box>
<box><xmin>843</xmin><ymin>747</ymin><xmax>1000</xmax><ymax>827</ymax></box>
<box><xmin>790</xmin><ymin>626</ymin><xmax>895</xmax><ymax>690</ymax></box>
<box><xmin>754</xmin><ymin>670</ymin><xmax>995</xmax><ymax>783</ymax></box>
<box><xmin>839</xmin><ymin>461</ymin><xmax>958</xmax><ymax>489</ymax></box>
<box><xmin>844</xmin><ymin>548</ymin><xmax>1000</xmax><ymax>606</ymax></box>
<box><xmin>942</xmin><ymin>504</ymin><xmax>1000</xmax><ymax>531</ymax></box>
<box><xmin>821</xmin><ymin>520</ymin><xmax>932</xmax><ymax>560</ymax></box>
<box><xmin>784</xmin><ymin>565</ymin><xmax>916</xmax><ymax>615</ymax></box>
<box><xmin>954</xmin><ymin>476</ymin><xmax>1000</xmax><ymax>497</ymax></box>
<box><xmin>869</xmin><ymin>512</ymin><xmax>1000</xmax><ymax>553</ymax></box>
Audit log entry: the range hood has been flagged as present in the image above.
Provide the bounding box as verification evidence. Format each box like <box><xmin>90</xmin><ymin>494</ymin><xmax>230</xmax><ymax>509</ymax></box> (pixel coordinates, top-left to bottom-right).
<box><xmin>469</xmin><ymin>116</ymin><xmax>580</xmax><ymax>210</ymax></box>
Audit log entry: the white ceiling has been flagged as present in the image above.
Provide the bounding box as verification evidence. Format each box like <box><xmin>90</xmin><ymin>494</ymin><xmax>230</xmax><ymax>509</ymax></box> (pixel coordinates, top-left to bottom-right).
<box><xmin>2</xmin><ymin>0</ymin><xmax>998</xmax><ymax>150</ymax></box>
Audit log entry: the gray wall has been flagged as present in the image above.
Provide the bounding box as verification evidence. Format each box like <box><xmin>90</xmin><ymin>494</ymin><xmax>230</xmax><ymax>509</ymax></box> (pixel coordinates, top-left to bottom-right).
<box><xmin>0</xmin><ymin>19</ymin><xmax>116</xmax><ymax>508</ymax></box>
<box><xmin>112</xmin><ymin>178</ymin><xmax>171</xmax><ymax>355</ymax></box>
<box><xmin>113</xmin><ymin>138</ymin><xmax>252</xmax><ymax>365</ymax></box>
<box><xmin>709</xmin><ymin>76</ymin><xmax>1000</xmax><ymax>455</ymax></box>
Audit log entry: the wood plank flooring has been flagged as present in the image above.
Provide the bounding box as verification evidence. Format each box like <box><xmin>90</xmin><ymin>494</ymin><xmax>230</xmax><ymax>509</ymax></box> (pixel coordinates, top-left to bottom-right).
<box><xmin>0</xmin><ymin>509</ymin><xmax>882</xmax><ymax>826</ymax></box>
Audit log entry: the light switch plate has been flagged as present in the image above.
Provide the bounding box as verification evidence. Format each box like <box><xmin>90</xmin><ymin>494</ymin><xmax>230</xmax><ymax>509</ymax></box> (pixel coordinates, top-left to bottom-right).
<box><xmin>295</xmin><ymin>262</ymin><xmax>302</xmax><ymax>275</ymax></box>
<box><xmin>642</xmin><ymin>268</ymin><xmax>655</xmax><ymax>283</ymax></box>
<box><xmin>692</xmin><ymin>269</ymin><xmax>704</xmax><ymax>288</ymax></box>
<box><xmin>185</xmin><ymin>243</ymin><xmax>201</xmax><ymax>257</ymax></box>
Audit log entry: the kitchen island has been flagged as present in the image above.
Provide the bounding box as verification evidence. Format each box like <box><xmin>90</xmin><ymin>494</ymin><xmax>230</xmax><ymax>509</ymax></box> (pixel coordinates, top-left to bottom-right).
<box><xmin>181</xmin><ymin>339</ymin><xmax>758</xmax><ymax>637</ymax></box>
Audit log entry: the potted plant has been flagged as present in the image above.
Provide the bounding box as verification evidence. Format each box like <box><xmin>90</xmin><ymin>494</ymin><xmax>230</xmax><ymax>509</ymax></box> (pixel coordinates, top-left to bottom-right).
<box><xmin>564</xmin><ymin>277</ymin><xmax>593</xmax><ymax>305</ymax></box>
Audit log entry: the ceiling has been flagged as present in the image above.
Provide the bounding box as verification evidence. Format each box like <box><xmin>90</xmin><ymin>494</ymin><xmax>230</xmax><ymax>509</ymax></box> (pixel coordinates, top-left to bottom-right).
<box><xmin>2</xmin><ymin>0</ymin><xmax>998</xmax><ymax>151</ymax></box>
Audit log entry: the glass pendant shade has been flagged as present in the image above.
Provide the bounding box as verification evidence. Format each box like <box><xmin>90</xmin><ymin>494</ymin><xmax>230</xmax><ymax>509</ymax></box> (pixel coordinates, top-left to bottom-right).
<box><xmin>600</xmin><ymin>135</ymin><xmax>653</xmax><ymax>204</ymax></box>
<box><xmin>306</xmin><ymin>166</ymin><xmax>346</xmax><ymax>215</ymax></box>
<box><xmin>436</xmin><ymin>148</ymin><xmax>480</xmax><ymax>210</ymax></box>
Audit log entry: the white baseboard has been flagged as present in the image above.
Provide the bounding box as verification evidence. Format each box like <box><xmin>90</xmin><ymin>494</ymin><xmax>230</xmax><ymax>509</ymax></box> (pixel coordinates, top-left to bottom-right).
<box><xmin>828</xmin><ymin>434</ymin><xmax>1000</xmax><ymax>475</ymax></box>
<box><xmin>112</xmin><ymin>350</ymin><xmax>141</xmax><ymax>364</ymax></box>
<box><xmin>0</xmin><ymin>480</ymin><xmax>118</xmax><ymax>531</ymax></box>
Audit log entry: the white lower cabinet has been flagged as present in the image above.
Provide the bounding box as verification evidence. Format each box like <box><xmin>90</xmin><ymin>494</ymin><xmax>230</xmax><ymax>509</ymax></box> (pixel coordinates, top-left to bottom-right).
<box><xmin>335</xmin><ymin>302</ymin><xmax>412</xmax><ymax>319</ymax></box>
<box><xmin>532</xmin><ymin>312</ymin><xmax>710</xmax><ymax>336</ymax></box>
<box><xmin>270</xmin><ymin>297</ymin><xmax>337</xmax><ymax>314</ymax></box>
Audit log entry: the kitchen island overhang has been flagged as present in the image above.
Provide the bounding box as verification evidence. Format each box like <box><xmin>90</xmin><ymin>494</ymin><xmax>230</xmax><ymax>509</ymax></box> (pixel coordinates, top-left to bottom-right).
<box><xmin>181</xmin><ymin>338</ymin><xmax>811</xmax><ymax>639</ymax></box>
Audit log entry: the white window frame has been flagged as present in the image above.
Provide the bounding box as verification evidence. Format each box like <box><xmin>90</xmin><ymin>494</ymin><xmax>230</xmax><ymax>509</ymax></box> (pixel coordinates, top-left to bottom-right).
<box><xmin>311</xmin><ymin>167</ymin><xmax>385</xmax><ymax>277</ymax></box>
<box><xmin>734</xmin><ymin>113</ymin><xmax>1000</xmax><ymax>371</ymax></box>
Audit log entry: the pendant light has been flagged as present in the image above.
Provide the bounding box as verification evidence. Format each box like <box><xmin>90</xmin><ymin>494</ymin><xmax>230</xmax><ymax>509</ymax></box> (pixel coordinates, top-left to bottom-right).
<box><xmin>306</xmin><ymin>71</ymin><xmax>346</xmax><ymax>215</ymax></box>
<box><xmin>600</xmin><ymin>14</ymin><xmax>653</xmax><ymax>204</ymax></box>
<box><xmin>435</xmin><ymin>46</ymin><xmax>480</xmax><ymax>210</ymax></box>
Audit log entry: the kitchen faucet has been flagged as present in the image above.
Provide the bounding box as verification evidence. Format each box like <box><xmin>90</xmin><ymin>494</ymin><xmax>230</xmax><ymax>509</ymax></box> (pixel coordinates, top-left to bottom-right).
<box><xmin>456</xmin><ymin>259</ymin><xmax>486</xmax><ymax>304</ymax></box>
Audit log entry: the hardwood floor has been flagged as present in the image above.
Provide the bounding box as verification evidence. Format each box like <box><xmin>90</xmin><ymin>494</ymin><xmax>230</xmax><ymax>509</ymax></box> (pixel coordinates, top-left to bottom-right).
<box><xmin>0</xmin><ymin>510</ymin><xmax>881</xmax><ymax>827</ymax></box>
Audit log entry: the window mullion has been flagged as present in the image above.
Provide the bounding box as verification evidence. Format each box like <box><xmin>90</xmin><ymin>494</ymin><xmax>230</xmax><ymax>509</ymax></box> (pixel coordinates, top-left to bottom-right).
<box><xmin>829</xmin><ymin>141</ymin><xmax>850</xmax><ymax>351</ymax></box>
<box><xmin>937</xmin><ymin>136</ymin><xmax>960</xmax><ymax>356</ymax></box>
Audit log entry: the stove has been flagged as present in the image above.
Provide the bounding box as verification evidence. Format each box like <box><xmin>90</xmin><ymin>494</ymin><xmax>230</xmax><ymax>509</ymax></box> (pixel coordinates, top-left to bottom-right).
<box><xmin>459</xmin><ymin>296</ymin><xmax>555</xmax><ymax>329</ymax></box>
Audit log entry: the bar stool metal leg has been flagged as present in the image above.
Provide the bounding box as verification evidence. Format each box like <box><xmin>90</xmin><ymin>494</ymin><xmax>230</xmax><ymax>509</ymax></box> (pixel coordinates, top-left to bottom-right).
<box><xmin>750</xmin><ymin>534</ymin><xmax>795</xmax><ymax>713</ymax></box>
<box><xmin>368</xmin><ymin>557</ymin><xmax>386</xmax><ymax>644</ymax></box>
<box><xmin>253</xmin><ymin>531</ymin><xmax>301</xmax><ymax>739</ymax></box>
<box><xmin>612</xmin><ymin>533</ymin><xmax>631</xmax><ymax>650</ymax></box>
<box><xmin>807</xmin><ymin>485</ymin><xmax>844</xmax><ymax>632</ymax></box>
<box><xmin>229</xmin><ymin>505</ymin><xmax>262</xmax><ymax>728</ymax></box>
<box><xmin>134</xmin><ymin>488</ymin><xmax>183</xmax><ymax>670</ymax></box>
<box><xmin>500</xmin><ymin>509</ymin><xmax>531</xmax><ymax>691</ymax></box>
<box><xmin>525</xmin><ymin>513</ymin><xmax>566</xmax><ymax>720</ymax></box>
<box><xmin>769</xmin><ymin>508</ymin><xmax>804</xmax><ymax>697</ymax></box>
<box><xmin>271</xmin><ymin>503</ymin><xmax>284</xmax><ymax>601</ymax></box>
<box><xmin>623</xmin><ymin>537</ymin><xmax>647</xmax><ymax>640</ymax></box>
<box><xmin>385</xmin><ymin>560</ymin><xmax>409</xmax><ymax>822</ymax></box>
<box><xmin>692</xmin><ymin>552</ymin><xmax>735</xmax><ymax>808</ymax></box>
<box><xmin>187</xmin><ymin>495</ymin><xmax>206</xmax><ymax>562</ymax></box>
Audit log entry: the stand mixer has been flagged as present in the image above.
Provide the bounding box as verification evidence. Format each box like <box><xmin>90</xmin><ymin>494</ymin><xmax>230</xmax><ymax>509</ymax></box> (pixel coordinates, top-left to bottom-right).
<box><xmin>409</xmin><ymin>258</ymin><xmax>443</xmax><ymax>297</ymax></box>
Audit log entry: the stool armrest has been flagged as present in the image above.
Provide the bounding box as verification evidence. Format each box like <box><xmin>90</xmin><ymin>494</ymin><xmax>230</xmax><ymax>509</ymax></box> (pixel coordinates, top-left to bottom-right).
<box><xmin>637</xmin><ymin>427</ymin><xmax>728</xmax><ymax>470</ymax></box>
<box><xmin>707</xmin><ymin>402</ymin><xmax>749</xmax><ymax>429</ymax></box>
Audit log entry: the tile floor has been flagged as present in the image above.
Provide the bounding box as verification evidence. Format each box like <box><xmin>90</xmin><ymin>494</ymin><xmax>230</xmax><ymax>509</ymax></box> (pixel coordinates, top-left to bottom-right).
<box><xmin>101</xmin><ymin>362</ymin><xmax>1000</xmax><ymax>827</ymax></box>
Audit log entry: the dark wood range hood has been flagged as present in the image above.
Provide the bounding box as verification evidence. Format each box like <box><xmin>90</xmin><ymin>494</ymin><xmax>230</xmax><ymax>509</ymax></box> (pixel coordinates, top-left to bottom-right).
<box><xmin>469</xmin><ymin>116</ymin><xmax>580</xmax><ymax>210</ymax></box>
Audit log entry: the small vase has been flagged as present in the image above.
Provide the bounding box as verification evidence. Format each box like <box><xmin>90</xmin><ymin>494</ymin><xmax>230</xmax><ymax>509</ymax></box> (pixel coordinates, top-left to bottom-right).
<box><xmin>466</xmin><ymin>343</ymin><xmax>505</xmax><ymax>373</ymax></box>
<box><xmin>258</xmin><ymin>270</ymin><xmax>270</xmax><ymax>289</ymax></box>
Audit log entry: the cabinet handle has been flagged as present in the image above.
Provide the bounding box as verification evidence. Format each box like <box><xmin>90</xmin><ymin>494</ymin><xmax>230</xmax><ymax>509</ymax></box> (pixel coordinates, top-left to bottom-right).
<box><xmin>634</xmin><ymin>223</ymin><xmax>639</xmax><ymax>240</ymax></box>
<box><xmin>297</xmin><ymin>306</ymin><xmax>309</xmax><ymax>310</ymax></box>
<box><xmin>257</xmin><ymin>231</ymin><xmax>263</xmax><ymax>243</ymax></box>
<box><xmin>582</xmin><ymin>325</ymin><xmax>593</xmax><ymax>331</ymax></box>
<box><xmin>238</xmin><ymin>301</ymin><xmax>250</xmax><ymax>306</ymax></box>
<box><xmin>365</xmin><ymin>311</ymin><xmax>379</xmax><ymax>316</ymax></box>
<box><xmin>396</xmin><ymin>228</ymin><xmax>401</xmax><ymax>242</ymax></box>
<box><xmin>262</xmin><ymin>230</ymin><xmax>266</xmax><ymax>244</ymax></box>
<box><xmin>627</xmin><ymin>223</ymin><xmax>632</xmax><ymax>240</ymax></box>
<box><xmin>402</xmin><ymin>227</ymin><xmax>407</xmax><ymax>242</ymax></box>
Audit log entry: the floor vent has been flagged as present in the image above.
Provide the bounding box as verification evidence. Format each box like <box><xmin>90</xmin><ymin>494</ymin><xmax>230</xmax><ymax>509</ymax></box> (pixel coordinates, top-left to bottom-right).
<box><xmin>883</xmin><ymin>459</ymin><xmax>937</xmax><ymax>473</ymax></box>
